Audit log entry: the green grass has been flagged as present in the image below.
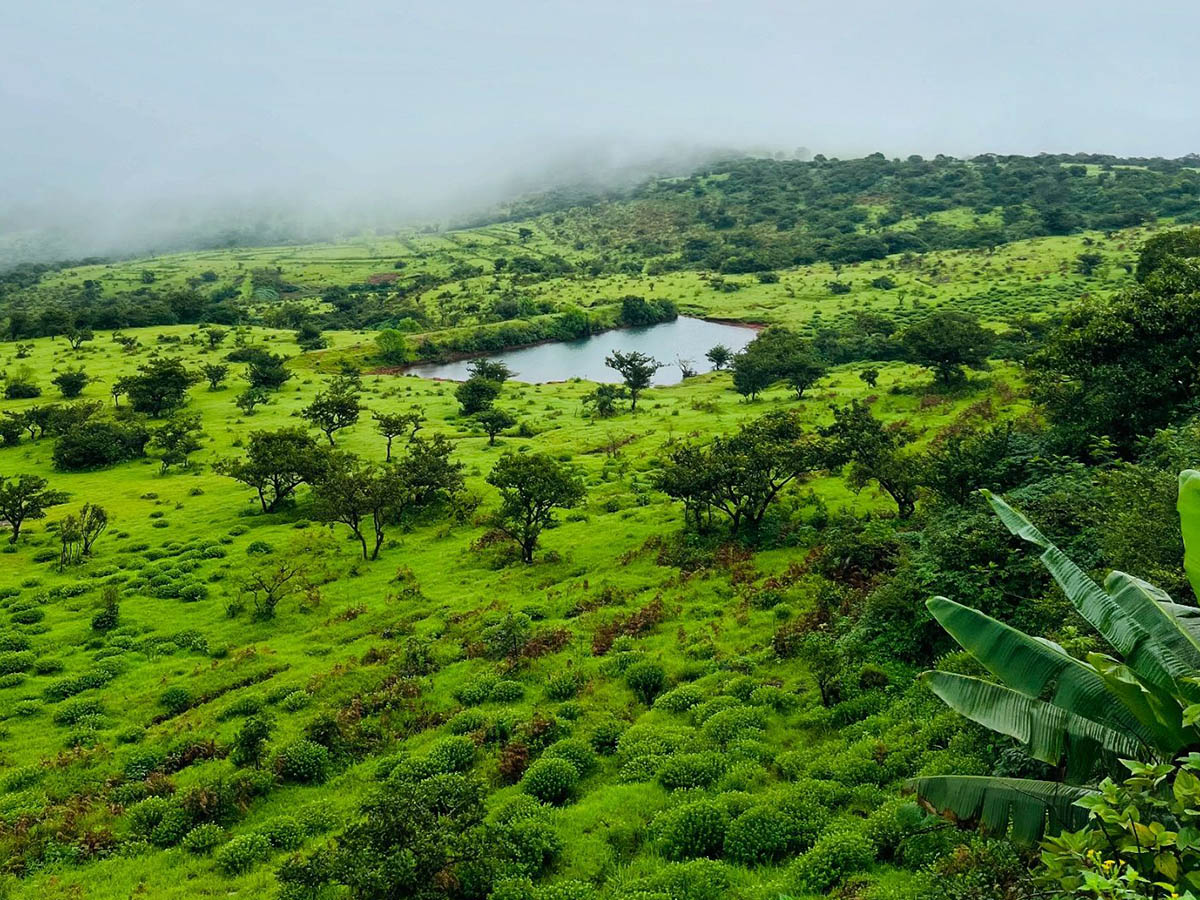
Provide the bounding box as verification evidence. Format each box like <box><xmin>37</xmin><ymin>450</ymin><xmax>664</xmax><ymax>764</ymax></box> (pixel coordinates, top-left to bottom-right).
<box><xmin>0</xmin><ymin>218</ymin><xmax>1137</xmax><ymax>899</ymax></box>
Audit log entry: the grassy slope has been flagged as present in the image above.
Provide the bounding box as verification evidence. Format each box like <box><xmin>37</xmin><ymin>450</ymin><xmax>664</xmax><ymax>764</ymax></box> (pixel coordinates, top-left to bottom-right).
<box><xmin>0</xmin><ymin>221</ymin><xmax>1145</xmax><ymax>898</ymax></box>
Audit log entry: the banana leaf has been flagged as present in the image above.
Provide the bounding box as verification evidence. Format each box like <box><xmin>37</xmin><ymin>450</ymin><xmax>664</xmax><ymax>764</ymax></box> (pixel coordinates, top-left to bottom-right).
<box><xmin>907</xmin><ymin>775</ymin><xmax>1096</xmax><ymax>843</ymax></box>
<box><xmin>1180</xmin><ymin>470</ymin><xmax>1200</xmax><ymax>601</ymax></box>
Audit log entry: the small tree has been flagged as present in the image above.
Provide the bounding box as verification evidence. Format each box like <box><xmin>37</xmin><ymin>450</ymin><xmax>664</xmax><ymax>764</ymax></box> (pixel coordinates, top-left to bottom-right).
<box><xmin>203</xmin><ymin>326</ymin><xmax>228</xmax><ymax>349</ymax></box>
<box><xmin>859</xmin><ymin>367</ymin><xmax>880</xmax><ymax>388</ymax></box>
<box><xmin>582</xmin><ymin>384</ymin><xmax>627</xmax><ymax>418</ymax></box>
<box><xmin>474</xmin><ymin>408</ymin><xmax>515</xmax><ymax>445</ymax></box>
<box><xmin>311</xmin><ymin>453</ymin><xmax>400</xmax><ymax>560</ymax></box>
<box><xmin>486</xmin><ymin>452</ymin><xmax>584</xmax><ymax>563</ymax></box>
<box><xmin>202</xmin><ymin>363</ymin><xmax>229</xmax><ymax>390</ymax></box>
<box><xmin>705</xmin><ymin>345</ymin><xmax>732</xmax><ymax>370</ymax></box>
<box><xmin>375</xmin><ymin>329</ymin><xmax>410</xmax><ymax>365</ymax></box>
<box><xmin>820</xmin><ymin>400</ymin><xmax>920</xmax><ymax>518</ymax></box>
<box><xmin>239</xmin><ymin>559</ymin><xmax>307</xmax><ymax>619</ymax></box>
<box><xmin>373</xmin><ymin>410</ymin><xmax>423</xmax><ymax>461</ymax></box>
<box><xmin>605</xmin><ymin>350</ymin><xmax>661</xmax><ymax>412</ymax></box>
<box><xmin>778</xmin><ymin>351</ymin><xmax>827</xmax><ymax>400</ymax></box>
<box><xmin>246</xmin><ymin>352</ymin><xmax>292</xmax><ymax>391</ymax></box>
<box><xmin>455</xmin><ymin>377</ymin><xmax>501</xmax><ymax>415</ymax></box>
<box><xmin>466</xmin><ymin>360</ymin><xmax>513</xmax><ymax>382</ymax></box>
<box><xmin>66</xmin><ymin>327</ymin><xmax>94</xmax><ymax>351</ymax></box>
<box><xmin>0</xmin><ymin>474</ymin><xmax>69</xmax><ymax>544</ymax></box>
<box><xmin>230</xmin><ymin>714</ymin><xmax>273</xmax><ymax>768</ymax></box>
<box><xmin>51</xmin><ymin>369</ymin><xmax>88</xmax><ymax>399</ymax></box>
<box><xmin>215</xmin><ymin>428</ymin><xmax>327</xmax><ymax>512</ymax></box>
<box><xmin>730</xmin><ymin>350</ymin><xmax>774</xmax><ymax>401</ymax></box>
<box><xmin>78</xmin><ymin>502</ymin><xmax>109</xmax><ymax>555</ymax></box>
<box><xmin>302</xmin><ymin>378</ymin><xmax>362</xmax><ymax>446</ymax></box>
<box><xmin>235</xmin><ymin>387</ymin><xmax>269</xmax><ymax>416</ymax></box>
<box><xmin>119</xmin><ymin>357</ymin><xmax>198</xmax><ymax>416</ymax></box>
<box><xmin>151</xmin><ymin>413</ymin><xmax>203</xmax><ymax>472</ymax></box>
<box><xmin>901</xmin><ymin>310</ymin><xmax>995</xmax><ymax>386</ymax></box>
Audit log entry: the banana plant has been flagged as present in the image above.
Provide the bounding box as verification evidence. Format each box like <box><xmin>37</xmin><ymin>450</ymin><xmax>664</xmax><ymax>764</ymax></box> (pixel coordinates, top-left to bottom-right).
<box><xmin>909</xmin><ymin>470</ymin><xmax>1200</xmax><ymax>842</ymax></box>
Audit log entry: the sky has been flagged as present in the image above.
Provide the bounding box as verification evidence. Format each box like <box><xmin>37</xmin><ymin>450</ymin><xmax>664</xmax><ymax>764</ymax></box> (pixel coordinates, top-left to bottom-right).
<box><xmin>3</xmin><ymin>0</ymin><xmax>1199</xmax><ymax>260</ymax></box>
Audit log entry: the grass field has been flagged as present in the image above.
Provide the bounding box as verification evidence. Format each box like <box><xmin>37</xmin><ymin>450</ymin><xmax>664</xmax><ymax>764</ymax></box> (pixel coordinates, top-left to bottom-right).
<box><xmin>0</xmin><ymin>211</ymin><xmax>1148</xmax><ymax>899</ymax></box>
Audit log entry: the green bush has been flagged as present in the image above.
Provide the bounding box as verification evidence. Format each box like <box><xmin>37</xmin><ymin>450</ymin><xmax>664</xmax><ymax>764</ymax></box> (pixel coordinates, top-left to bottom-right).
<box><xmin>0</xmin><ymin>650</ymin><xmax>35</xmax><ymax>675</ymax></box>
<box><xmin>588</xmin><ymin>719</ymin><xmax>625</xmax><ymax>755</ymax></box>
<box><xmin>506</xmin><ymin>817</ymin><xmax>564</xmax><ymax>875</ymax></box>
<box><xmin>542</xmin><ymin>739</ymin><xmax>596</xmax><ymax>777</ymax></box>
<box><xmin>181</xmin><ymin>823</ymin><xmax>225</xmax><ymax>855</ymax></box>
<box><xmin>258</xmin><ymin>815</ymin><xmax>304</xmax><ymax>850</ymax></box>
<box><xmin>653</xmin><ymin>684</ymin><xmax>705</xmax><ymax>712</ymax></box>
<box><xmin>276</xmin><ymin>740</ymin><xmax>330</xmax><ymax>784</ymax></box>
<box><xmin>425</xmin><ymin>735</ymin><xmax>477</xmax><ymax>774</ymax></box>
<box><xmin>455</xmin><ymin>674</ymin><xmax>499</xmax><ymax>706</ymax></box>
<box><xmin>723</xmin><ymin>805</ymin><xmax>792</xmax><ymax>865</ymax></box>
<box><xmin>159</xmin><ymin>685</ymin><xmax>193</xmax><ymax>714</ymax></box>
<box><xmin>788</xmin><ymin>825</ymin><xmax>876</xmax><ymax>894</ymax></box>
<box><xmin>448</xmin><ymin>709</ymin><xmax>488</xmax><ymax>734</ymax></box>
<box><xmin>52</xmin><ymin>697</ymin><xmax>104</xmax><ymax>726</ymax></box>
<box><xmin>490</xmin><ymin>680</ymin><xmax>525</xmax><ymax>702</ymax></box>
<box><xmin>625</xmin><ymin>660</ymin><xmax>666</xmax><ymax>704</ymax></box>
<box><xmin>657</xmin><ymin>752</ymin><xmax>727</xmax><ymax>790</ymax></box>
<box><xmin>545</xmin><ymin>670</ymin><xmax>584</xmax><ymax>701</ymax></box>
<box><xmin>520</xmin><ymin>757</ymin><xmax>579</xmax><ymax>805</ymax></box>
<box><xmin>700</xmin><ymin>706</ymin><xmax>766</xmax><ymax>747</ymax></box>
<box><xmin>215</xmin><ymin>833</ymin><xmax>272</xmax><ymax>875</ymax></box>
<box><xmin>654</xmin><ymin>800</ymin><xmax>728</xmax><ymax>860</ymax></box>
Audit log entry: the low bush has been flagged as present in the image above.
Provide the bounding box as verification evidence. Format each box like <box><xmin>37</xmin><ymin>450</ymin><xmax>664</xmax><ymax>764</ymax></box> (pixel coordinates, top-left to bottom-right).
<box><xmin>520</xmin><ymin>757</ymin><xmax>579</xmax><ymax>805</ymax></box>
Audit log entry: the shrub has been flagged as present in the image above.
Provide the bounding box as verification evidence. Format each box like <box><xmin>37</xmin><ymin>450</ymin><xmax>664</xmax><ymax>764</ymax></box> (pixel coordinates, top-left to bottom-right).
<box><xmin>788</xmin><ymin>826</ymin><xmax>876</xmax><ymax>894</ymax></box>
<box><xmin>655</xmin><ymin>800</ymin><xmax>728</xmax><ymax>860</ymax></box>
<box><xmin>545</xmin><ymin>670</ymin><xmax>584</xmax><ymax>701</ymax></box>
<box><xmin>701</xmin><ymin>706</ymin><xmax>766</xmax><ymax>747</ymax></box>
<box><xmin>506</xmin><ymin>818</ymin><xmax>564</xmax><ymax>875</ymax></box>
<box><xmin>449</xmin><ymin>709</ymin><xmax>488</xmax><ymax>734</ymax></box>
<box><xmin>653</xmin><ymin>684</ymin><xmax>704</xmax><ymax>712</ymax></box>
<box><xmin>589</xmin><ymin>719</ymin><xmax>625</xmax><ymax>755</ymax></box>
<box><xmin>490</xmin><ymin>680</ymin><xmax>525</xmax><ymax>702</ymax></box>
<box><xmin>159</xmin><ymin>686</ymin><xmax>193</xmax><ymax>714</ymax></box>
<box><xmin>0</xmin><ymin>650</ymin><xmax>35</xmax><ymax>675</ymax></box>
<box><xmin>215</xmin><ymin>833</ymin><xmax>272</xmax><ymax>875</ymax></box>
<box><xmin>542</xmin><ymin>739</ymin><xmax>596</xmax><ymax>777</ymax></box>
<box><xmin>425</xmin><ymin>735</ymin><xmax>477</xmax><ymax>774</ymax></box>
<box><xmin>181</xmin><ymin>823</ymin><xmax>225</xmax><ymax>855</ymax></box>
<box><xmin>258</xmin><ymin>815</ymin><xmax>304</xmax><ymax>850</ymax></box>
<box><xmin>277</xmin><ymin>740</ymin><xmax>330</xmax><ymax>784</ymax></box>
<box><xmin>657</xmin><ymin>752</ymin><xmax>727</xmax><ymax>790</ymax></box>
<box><xmin>52</xmin><ymin>697</ymin><xmax>105</xmax><ymax>726</ymax></box>
<box><xmin>127</xmin><ymin>796</ymin><xmax>191</xmax><ymax>846</ymax></box>
<box><xmin>279</xmin><ymin>690</ymin><xmax>311</xmax><ymax>712</ymax></box>
<box><xmin>723</xmin><ymin>806</ymin><xmax>792</xmax><ymax>865</ymax></box>
<box><xmin>455</xmin><ymin>674</ymin><xmax>499</xmax><ymax>706</ymax></box>
<box><xmin>624</xmin><ymin>660</ymin><xmax>666</xmax><ymax>704</ymax></box>
<box><xmin>520</xmin><ymin>757</ymin><xmax>579</xmax><ymax>805</ymax></box>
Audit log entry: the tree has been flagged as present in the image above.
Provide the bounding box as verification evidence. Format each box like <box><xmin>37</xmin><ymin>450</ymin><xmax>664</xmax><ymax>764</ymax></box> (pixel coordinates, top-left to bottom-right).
<box><xmin>374</xmin><ymin>329</ymin><xmax>409</xmax><ymax>365</ymax></box>
<box><xmin>202</xmin><ymin>363</ymin><xmax>229</xmax><ymax>390</ymax></box>
<box><xmin>295</xmin><ymin>321</ymin><xmax>327</xmax><ymax>351</ymax></box>
<box><xmin>51</xmin><ymin>369</ymin><xmax>88</xmax><ymax>399</ymax></box>
<box><xmin>705</xmin><ymin>344</ymin><xmax>732</xmax><ymax>370</ymax></box>
<box><xmin>216</xmin><ymin>428</ymin><xmax>327</xmax><ymax>512</ymax></box>
<box><xmin>238</xmin><ymin>558</ymin><xmax>307</xmax><ymax>619</ymax></box>
<box><xmin>230</xmin><ymin>714</ymin><xmax>272</xmax><ymax>768</ymax></box>
<box><xmin>235</xmin><ymin>387</ymin><xmax>268</xmax><ymax>416</ymax></box>
<box><xmin>1135</xmin><ymin>227</ymin><xmax>1200</xmax><ymax>282</ymax></box>
<box><xmin>582</xmin><ymin>383</ymin><xmax>627</xmax><ymax>418</ymax></box>
<box><xmin>66</xmin><ymin>327</ymin><xmax>93</xmax><ymax>351</ymax></box>
<box><xmin>0</xmin><ymin>474</ymin><xmax>68</xmax><ymax>544</ymax></box>
<box><xmin>395</xmin><ymin>435</ymin><xmax>464</xmax><ymax>509</ymax></box>
<box><xmin>730</xmin><ymin>350</ymin><xmax>774</xmax><ymax>401</ymax></box>
<box><xmin>203</xmin><ymin>326</ymin><xmax>228</xmax><ymax>349</ymax></box>
<box><xmin>246</xmin><ymin>352</ymin><xmax>292</xmax><ymax>390</ymax></box>
<box><xmin>654</xmin><ymin>410</ymin><xmax>818</xmax><ymax>533</ymax></box>
<box><xmin>912</xmin><ymin>474</ymin><xmax>1200</xmax><ymax>847</ymax></box>
<box><xmin>777</xmin><ymin>350</ymin><xmax>826</xmax><ymax>399</ymax></box>
<box><xmin>76</xmin><ymin>502</ymin><xmax>108</xmax><ymax>555</ymax></box>
<box><xmin>373</xmin><ymin>410</ymin><xmax>423</xmax><ymax>461</ymax></box>
<box><xmin>1073</xmin><ymin>251</ymin><xmax>1103</xmax><ymax>276</ymax></box>
<box><xmin>311</xmin><ymin>452</ymin><xmax>400</xmax><ymax>560</ymax></box>
<box><xmin>455</xmin><ymin>376</ymin><xmax>502</xmax><ymax>415</ymax></box>
<box><xmin>150</xmin><ymin>413</ymin><xmax>203</xmax><ymax>472</ymax></box>
<box><xmin>52</xmin><ymin>421</ymin><xmax>149</xmax><ymax>470</ymax></box>
<box><xmin>605</xmin><ymin>350</ymin><xmax>661</xmax><ymax>412</ymax></box>
<box><xmin>820</xmin><ymin>400</ymin><xmax>920</xmax><ymax>518</ymax></box>
<box><xmin>58</xmin><ymin>506</ymin><xmax>106</xmax><ymax>569</ymax></box>
<box><xmin>118</xmin><ymin>357</ymin><xmax>198</xmax><ymax>416</ymax></box>
<box><xmin>474</xmin><ymin>407</ymin><xmax>515</xmax><ymax>445</ymax></box>
<box><xmin>486</xmin><ymin>452</ymin><xmax>584</xmax><ymax>563</ymax></box>
<box><xmin>1030</xmin><ymin>246</ymin><xmax>1200</xmax><ymax>454</ymax></box>
<box><xmin>900</xmin><ymin>310</ymin><xmax>995</xmax><ymax>386</ymax></box>
<box><xmin>859</xmin><ymin>367</ymin><xmax>880</xmax><ymax>388</ymax></box>
<box><xmin>302</xmin><ymin>378</ymin><xmax>362</xmax><ymax>446</ymax></box>
<box><xmin>466</xmin><ymin>359</ymin><xmax>512</xmax><ymax>382</ymax></box>
<box><xmin>518</xmin><ymin>227</ymin><xmax>533</xmax><ymax>242</ymax></box>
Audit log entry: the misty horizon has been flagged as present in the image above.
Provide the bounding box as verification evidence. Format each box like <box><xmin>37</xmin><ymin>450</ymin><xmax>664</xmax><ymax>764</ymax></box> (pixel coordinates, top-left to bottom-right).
<box><xmin>4</xmin><ymin>0</ymin><xmax>1199</xmax><ymax>263</ymax></box>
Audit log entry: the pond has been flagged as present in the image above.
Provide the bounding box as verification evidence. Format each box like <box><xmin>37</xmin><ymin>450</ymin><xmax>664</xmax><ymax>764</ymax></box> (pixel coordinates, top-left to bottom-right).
<box><xmin>406</xmin><ymin>316</ymin><xmax>759</xmax><ymax>386</ymax></box>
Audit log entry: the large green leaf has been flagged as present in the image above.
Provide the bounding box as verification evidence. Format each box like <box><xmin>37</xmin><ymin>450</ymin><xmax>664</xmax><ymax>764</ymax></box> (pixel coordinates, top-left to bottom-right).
<box><xmin>1104</xmin><ymin>571</ymin><xmax>1200</xmax><ymax>702</ymax></box>
<box><xmin>907</xmin><ymin>776</ymin><xmax>1095</xmax><ymax>843</ymax></box>
<box><xmin>926</xmin><ymin>597</ymin><xmax>1169</xmax><ymax>752</ymax></box>
<box><xmin>1180</xmin><ymin>470</ymin><xmax>1200</xmax><ymax>601</ymax></box>
<box><xmin>921</xmin><ymin>671</ymin><xmax>1143</xmax><ymax>780</ymax></box>
<box><xmin>984</xmin><ymin>490</ymin><xmax>1191</xmax><ymax>701</ymax></box>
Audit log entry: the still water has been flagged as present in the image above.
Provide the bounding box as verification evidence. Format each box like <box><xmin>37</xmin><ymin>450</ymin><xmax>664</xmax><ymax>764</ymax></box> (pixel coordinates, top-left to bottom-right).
<box><xmin>406</xmin><ymin>316</ymin><xmax>758</xmax><ymax>386</ymax></box>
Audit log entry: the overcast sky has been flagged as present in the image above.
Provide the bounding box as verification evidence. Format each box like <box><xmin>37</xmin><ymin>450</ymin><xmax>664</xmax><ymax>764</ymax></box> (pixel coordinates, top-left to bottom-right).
<box><xmin>3</xmin><ymin>0</ymin><xmax>1198</xmax><ymax>259</ymax></box>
